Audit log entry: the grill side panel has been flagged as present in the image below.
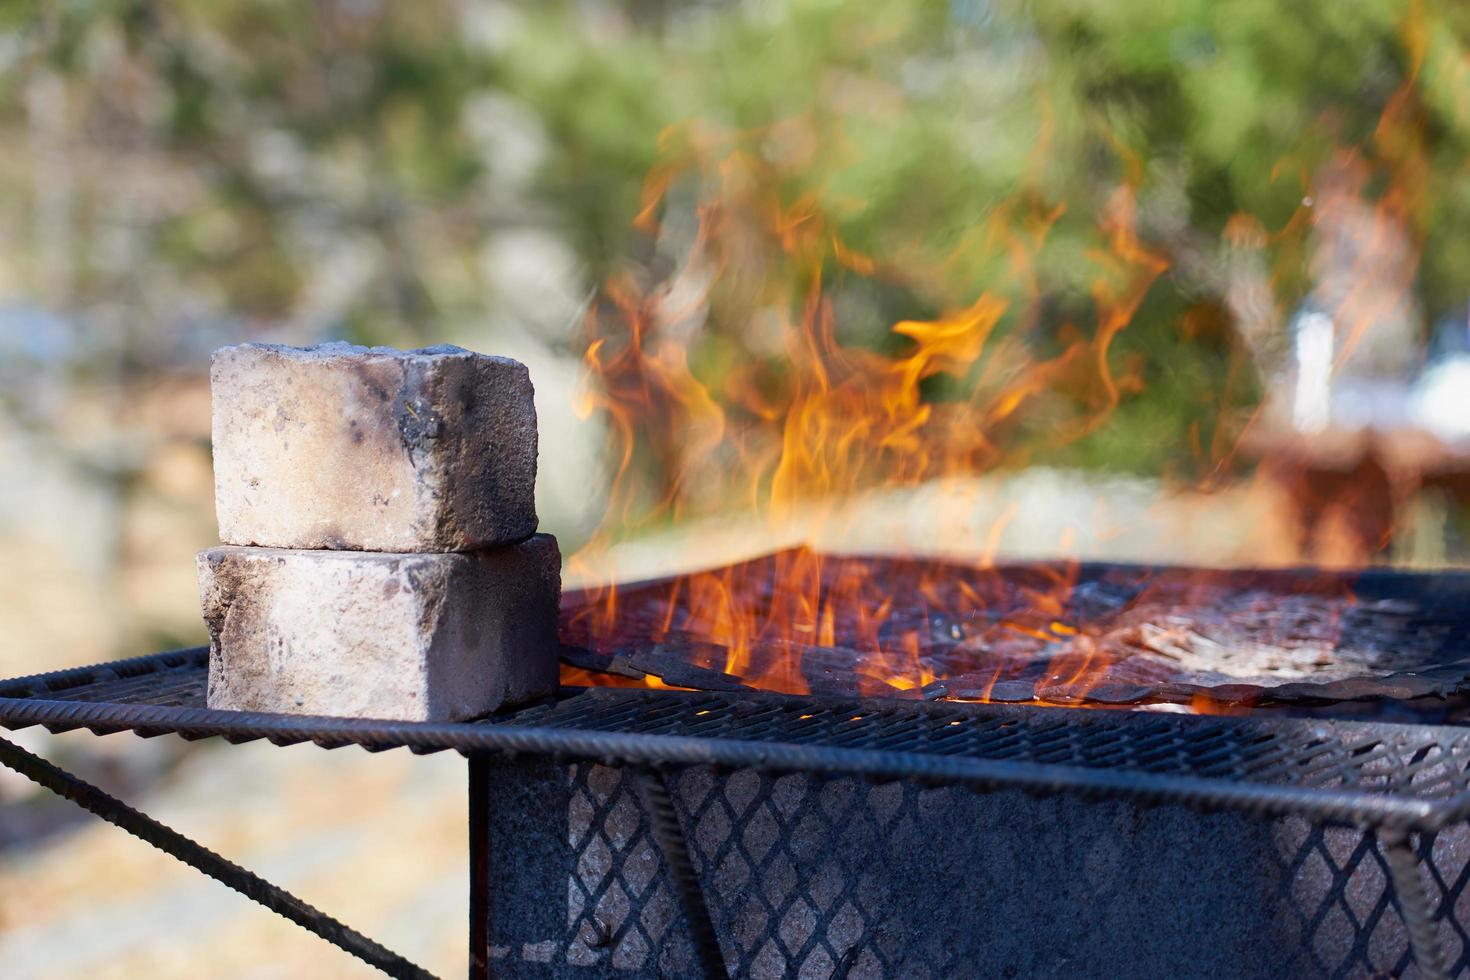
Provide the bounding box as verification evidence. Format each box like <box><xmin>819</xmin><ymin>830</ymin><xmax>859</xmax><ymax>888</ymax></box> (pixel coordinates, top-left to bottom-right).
<box><xmin>478</xmin><ymin>761</ymin><xmax>1460</xmax><ymax>978</ymax></box>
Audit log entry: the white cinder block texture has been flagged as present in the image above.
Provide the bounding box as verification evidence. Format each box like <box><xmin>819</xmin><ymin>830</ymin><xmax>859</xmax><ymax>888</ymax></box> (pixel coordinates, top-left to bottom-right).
<box><xmin>211</xmin><ymin>342</ymin><xmax>538</xmax><ymax>553</ymax></box>
<box><xmin>198</xmin><ymin>534</ymin><xmax>561</xmax><ymax>721</ymax></box>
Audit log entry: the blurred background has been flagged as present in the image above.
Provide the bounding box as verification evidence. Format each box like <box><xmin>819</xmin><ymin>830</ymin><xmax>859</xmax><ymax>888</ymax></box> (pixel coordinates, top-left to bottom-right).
<box><xmin>4</xmin><ymin>0</ymin><xmax>1470</xmax><ymax>976</ymax></box>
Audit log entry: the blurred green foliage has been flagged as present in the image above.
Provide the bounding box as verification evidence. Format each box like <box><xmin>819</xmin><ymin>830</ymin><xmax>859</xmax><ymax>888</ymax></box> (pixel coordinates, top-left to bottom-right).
<box><xmin>3</xmin><ymin>0</ymin><xmax>1468</xmax><ymax>481</ymax></box>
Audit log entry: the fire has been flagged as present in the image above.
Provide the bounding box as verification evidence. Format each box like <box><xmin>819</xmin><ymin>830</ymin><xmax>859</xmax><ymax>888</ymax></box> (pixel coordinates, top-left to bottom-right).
<box><xmin>562</xmin><ymin>112</ymin><xmax>1170</xmax><ymax>704</ymax></box>
<box><xmin>562</xmin><ymin>6</ymin><xmax>1437</xmax><ymax>706</ymax></box>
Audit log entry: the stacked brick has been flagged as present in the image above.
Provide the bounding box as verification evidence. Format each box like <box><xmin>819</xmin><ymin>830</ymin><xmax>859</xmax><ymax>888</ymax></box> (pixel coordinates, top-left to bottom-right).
<box><xmin>196</xmin><ymin>342</ymin><xmax>561</xmax><ymax>722</ymax></box>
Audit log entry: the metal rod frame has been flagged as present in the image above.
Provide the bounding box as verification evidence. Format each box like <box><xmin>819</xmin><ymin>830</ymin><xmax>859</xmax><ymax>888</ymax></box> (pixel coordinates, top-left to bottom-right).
<box><xmin>1381</xmin><ymin>830</ymin><xmax>1450</xmax><ymax>980</ymax></box>
<box><xmin>0</xmin><ymin>733</ymin><xmax>437</xmax><ymax>979</ymax></box>
<box><xmin>468</xmin><ymin>755</ymin><xmax>491</xmax><ymax>980</ymax></box>
<box><xmin>637</xmin><ymin>767</ymin><xmax>727</xmax><ymax>979</ymax></box>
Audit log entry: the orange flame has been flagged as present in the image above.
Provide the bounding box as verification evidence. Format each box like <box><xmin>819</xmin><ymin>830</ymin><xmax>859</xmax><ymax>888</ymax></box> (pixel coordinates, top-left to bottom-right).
<box><xmin>563</xmin><ymin>111</ymin><xmax>1170</xmax><ymax>703</ymax></box>
<box><xmin>565</xmin><ymin>4</ymin><xmax>1437</xmax><ymax>704</ymax></box>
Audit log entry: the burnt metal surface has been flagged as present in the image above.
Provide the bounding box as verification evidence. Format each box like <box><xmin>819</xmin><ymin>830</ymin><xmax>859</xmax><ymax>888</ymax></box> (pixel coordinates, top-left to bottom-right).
<box><xmin>561</xmin><ymin>555</ymin><xmax>1470</xmax><ymax>708</ymax></box>
<box><xmin>5</xmin><ymin>648</ymin><xmax>1470</xmax><ymax>833</ymax></box>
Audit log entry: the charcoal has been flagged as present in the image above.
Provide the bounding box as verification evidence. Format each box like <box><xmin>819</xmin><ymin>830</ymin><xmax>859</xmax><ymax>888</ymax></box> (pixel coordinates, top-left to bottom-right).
<box><xmin>986</xmin><ymin>680</ymin><xmax>1037</xmax><ymax>703</ymax></box>
<box><xmin>797</xmin><ymin>643</ymin><xmax>867</xmax><ymax>674</ymax></box>
<box><xmin>803</xmin><ymin>669</ymin><xmax>865</xmax><ymax>697</ymax></box>
<box><xmin>1068</xmin><ymin>579</ymin><xmax>1143</xmax><ymax>623</ymax></box>
<box><xmin>1084</xmin><ymin>685</ymin><xmax>1154</xmax><ymax>705</ymax></box>
<box><xmin>1267</xmin><ymin>683</ymin><xmax>1344</xmax><ymax>703</ymax></box>
<box><xmin>928</xmin><ymin>617</ymin><xmax>967</xmax><ymax>645</ymax></box>
<box><xmin>649</xmin><ymin>663</ymin><xmax>752</xmax><ymax>693</ymax></box>
<box><xmin>627</xmin><ymin>637</ymin><xmax>731</xmax><ymax>675</ymax></box>
<box><xmin>557</xmin><ymin>553</ymin><xmax>1470</xmax><ymax>709</ymax></box>
<box><xmin>1202</xmin><ymin>684</ymin><xmax>1266</xmax><ymax>704</ymax></box>
<box><xmin>1035</xmin><ymin>686</ymin><xmax>1090</xmax><ymax>704</ymax></box>
<box><xmin>925</xmin><ymin>673</ymin><xmax>990</xmax><ymax>700</ymax></box>
<box><xmin>559</xmin><ymin>646</ymin><xmax>648</xmax><ymax>681</ymax></box>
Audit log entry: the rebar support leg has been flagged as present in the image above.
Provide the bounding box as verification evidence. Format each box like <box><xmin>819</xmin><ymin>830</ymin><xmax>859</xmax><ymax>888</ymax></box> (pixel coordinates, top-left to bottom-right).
<box><xmin>636</xmin><ymin>767</ymin><xmax>726</xmax><ymax>980</ymax></box>
<box><xmin>468</xmin><ymin>754</ymin><xmax>491</xmax><ymax>980</ymax></box>
<box><xmin>1382</xmin><ymin>830</ymin><xmax>1448</xmax><ymax>980</ymax></box>
<box><xmin>0</xmin><ymin>733</ymin><xmax>435</xmax><ymax>980</ymax></box>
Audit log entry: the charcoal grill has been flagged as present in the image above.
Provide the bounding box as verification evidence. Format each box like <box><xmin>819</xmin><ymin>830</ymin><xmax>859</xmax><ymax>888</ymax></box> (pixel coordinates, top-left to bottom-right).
<box><xmin>2</xmin><ymin>560</ymin><xmax>1470</xmax><ymax>979</ymax></box>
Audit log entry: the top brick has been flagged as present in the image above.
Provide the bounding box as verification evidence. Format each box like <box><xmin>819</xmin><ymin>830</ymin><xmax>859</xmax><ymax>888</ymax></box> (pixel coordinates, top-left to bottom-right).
<box><xmin>211</xmin><ymin>342</ymin><xmax>538</xmax><ymax>553</ymax></box>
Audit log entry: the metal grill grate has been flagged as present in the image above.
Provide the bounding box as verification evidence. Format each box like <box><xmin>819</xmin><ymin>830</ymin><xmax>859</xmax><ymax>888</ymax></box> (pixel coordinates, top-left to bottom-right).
<box><xmin>0</xmin><ymin>647</ymin><xmax>208</xmax><ymax>704</ymax></box>
<box><xmin>510</xmin><ymin>691</ymin><xmax>1470</xmax><ymax>800</ymax></box>
<box><xmin>4</xmin><ymin>650</ymin><xmax>1470</xmax><ymax>832</ymax></box>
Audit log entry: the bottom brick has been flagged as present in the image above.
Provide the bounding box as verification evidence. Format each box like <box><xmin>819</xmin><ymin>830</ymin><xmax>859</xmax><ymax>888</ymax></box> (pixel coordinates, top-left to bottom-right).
<box><xmin>197</xmin><ymin>534</ymin><xmax>561</xmax><ymax>721</ymax></box>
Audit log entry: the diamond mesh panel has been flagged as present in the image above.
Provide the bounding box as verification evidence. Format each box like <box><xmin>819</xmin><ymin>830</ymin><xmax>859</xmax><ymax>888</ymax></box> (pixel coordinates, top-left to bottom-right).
<box><xmin>563</xmin><ymin>763</ymin><xmax>695</xmax><ymax>974</ymax></box>
<box><xmin>482</xmin><ymin>762</ymin><xmax>1468</xmax><ymax>978</ymax></box>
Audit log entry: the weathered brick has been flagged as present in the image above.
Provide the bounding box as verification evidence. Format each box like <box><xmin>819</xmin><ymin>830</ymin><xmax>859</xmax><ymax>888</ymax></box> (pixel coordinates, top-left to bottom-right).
<box><xmin>211</xmin><ymin>342</ymin><xmax>537</xmax><ymax>553</ymax></box>
<box><xmin>198</xmin><ymin>534</ymin><xmax>561</xmax><ymax>721</ymax></box>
